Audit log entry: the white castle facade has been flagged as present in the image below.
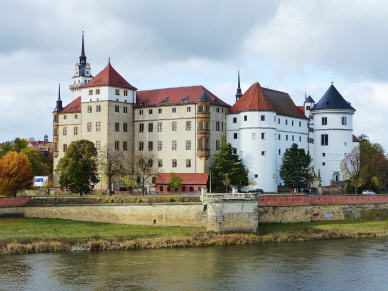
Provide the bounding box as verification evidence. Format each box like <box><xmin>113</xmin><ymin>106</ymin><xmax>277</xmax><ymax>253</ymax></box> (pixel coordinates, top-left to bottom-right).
<box><xmin>53</xmin><ymin>34</ymin><xmax>358</xmax><ymax>192</ymax></box>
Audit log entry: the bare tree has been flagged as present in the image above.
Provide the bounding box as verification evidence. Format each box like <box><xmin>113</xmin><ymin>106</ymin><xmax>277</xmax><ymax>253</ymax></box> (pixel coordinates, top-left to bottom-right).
<box><xmin>122</xmin><ymin>152</ymin><xmax>156</xmax><ymax>195</ymax></box>
<box><xmin>98</xmin><ymin>146</ymin><xmax>124</xmax><ymax>195</ymax></box>
<box><xmin>341</xmin><ymin>146</ymin><xmax>361</xmax><ymax>194</ymax></box>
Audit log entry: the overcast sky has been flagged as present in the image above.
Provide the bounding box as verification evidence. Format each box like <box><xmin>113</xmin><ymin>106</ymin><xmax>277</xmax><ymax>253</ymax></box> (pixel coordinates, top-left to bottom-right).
<box><xmin>0</xmin><ymin>0</ymin><xmax>387</xmax><ymax>150</ymax></box>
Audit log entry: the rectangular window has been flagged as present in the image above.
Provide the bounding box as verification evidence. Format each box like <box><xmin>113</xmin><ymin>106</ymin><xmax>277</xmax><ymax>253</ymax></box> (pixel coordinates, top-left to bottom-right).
<box><xmin>186</xmin><ymin>140</ymin><xmax>191</xmax><ymax>150</ymax></box>
<box><xmin>95</xmin><ymin>141</ymin><xmax>100</xmax><ymax>150</ymax></box>
<box><xmin>115</xmin><ymin>123</ymin><xmax>120</xmax><ymax>132</ymax></box>
<box><xmin>63</xmin><ymin>115</ymin><xmax>67</xmax><ymax>120</ymax></box>
<box><xmin>198</xmin><ymin>105</ymin><xmax>203</xmax><ymax>112</ymax></box>
<box><xmin>278</xmin><ymin>118</ymin><xmax>280</xmax><ymax>124</ymax></box>
<box><xmin>124</xmin><ymin>90</ymin><xmax>128</xmax><ymax>96</ymax></box>
<box><xmin>198</xmin><ymin>138</ymin><xmax>203</xmax><ymax>149</ymax></box>
<box><xmin>54</xmin><ymin>128</ymin><xmax>58</xmax><ymax>136</ymax></box>
<box><xmin>148</xmin><ymin>141</ymin><xmax>153</xmax><ymax>151</ymax></box>
<box><xmin>216</xmin><ymin>140</ymin><xmax>220</xmax><ymax>150</ymax></box>
<box><xmin>186</xmin><ymin>159</ymin><xmax>191</xmax><ymax>168</ymax></box>
<box><xmin>63</xmin><ymin>127</ymin><xmax>67</xmax><ymax>135</ymax></box>
<box><xmin>187</xmin><ymin>107</ymin><xmax>191</xmax><ymax>112</ymax></box>
<box><xmin>139</xmin><ymin>110</ymin><xmax>143</xmax><ymax>115</ymax></box>
<box><xmin>186</xmin><ymin>121</ymin><xmax>191</xmax><ymax>131</ymax></box>
<box><xmin>216</xmin><ymin>108</ymin><xmax>220</xmax><ymax>113</ymax></box>
<box><xmin>114</xmin><ymin>141</ymin><xmax>119</xmax><ymax>151</ymax></box>
<box><xmin>321</xmin><ymin>134</ymin><xmax>329</xmax><ymax>146</ymax></box>
<box><xmin>123</xmin><ymin>106</ymin><xmax>128</xmax><ymax>113</ymax></box>
<box><xmin>292</xmin><ymin>135</ymin><xmax>294</xmax><ymax>141</ymax></box>
<box><xmin>205</xmin><ymin>138</ymin><xmax>209</xmax><ymax>149</ymax></box>
<box><xmin>342</xmin><ymin>116</ymin><xmax>347</xmax><ymax>125</ymax></box>
<box><xmin>322</xmin><ymin>117</ymin><xmax>327</xmax><ymax>125</ymax></box>
<box><xmin>261</xmin><ymin>151</ymin><xmax>266</xmax><ymax>156</ymax></box>
<box><xmin>172</xmin><ymin>159</ymin><xmax>177</xmax><ymax>168</ymax></box>
<box><xmin>96</xmin><ymin>105</ymin><xmax>101</xmax><ymax>112</ymax></box>
<box><xmin>63</xmin><ymin>144</ymin><xmax>67</xmax><ymax>152</ymax></box>
<box><xmin>172</xmin><ymin>108</ymin><xmax>176</xmax><ymax>113</ymax></box>
<box><xmin>278</xmin><ymin>134</ymin><xmax>281</xmax><ymax>140</ymax></box>
<box><xmin>96</xmin><ymin>122</ymin><xmax>101</xmax><ymax>132</ymax></box>
<box><xmin>216</xmin><ymin>121</ymin><xmax>220</xmax><ymax>131</ymax></box>
<box><xmin>292</xmin><ymin>120</ymin><xmax>294</xmax><ymax>126</ymax></box>
<box><xmin>221</xmin><ymin>122</ymin><xmax>224</xmax><ymax>131</ymax></box>
<box><xmin>88</xmin><ymin>106</ymin><xmax>92</xmax><ymax>113</ymax></box>
<box><xmin>139</xmin><ymin>123</ymin><xmax>144</xmax><ymax>133</ymax></box>
<box><xmin>157</xmin><ymin>108</ymin><xmax>162</xmax><ymax>114</ymax></box>
<box><xmin>286</xmin><ymin>135</ymin><xmax>288</xmax><ymax>141</ymax></box>
<box><xmin>96</xmin><ymin>89</ymin><xmax>100</xmax><ymax>95</ymax></box>
<box><xmin>74</xmin><ymin>114</ymin><xmax>78</xmax><ymax>119</ymax></box>
<box><xmin>157</xmin><ymin>122</ymin><xmax>163</xmax><ymax>132</ymax></box>
<box><xmin>89</xmin><ymin>90</ymin><xmax>93</xmax><ymax>95</ymax></box>
<box><xmin>123</xmin><ymin>123</ymin><xmax>128</xmax><ymax>132</ymax></box>
<box><xmin>158</xmin><ymin>159</ymin><xmax>163</xmax><ymax>167</ymax></box>
<box><xmin>158</xmin><ymin>141</ymin><xmax>162</xmax><ymax>151</ymax></box>
<box><xmin>123</xmin><ymin>141</ymin><xmax>127</xmax><ymax>151</ymax></box>
<box><xmin>261</xmin><ymin>133</ymin><xmax>265</xmax><ymax>140</ymax></box>
<box><xmin>299</xmin><ymin>136</ymin><xmax>302</xmax><ymax>142</ymax></box>
<box><xmin>149</xmin><ymin>109</ymin><xmax>153</xmax><ymax>114</ymax></box>
<box><xmin>115</xmin><ymin>89</ymin><xmax>120</xmax><ymax>95</ymax></box>
<box><xmin>115</xmin><ymin>105</ymin><xmax>120</xmax><ymax>113</ymax></box>
<box><xmin>244</xmin><ymin>115</ymin><xmax>247</xmax><ymax>121</ymax></box>
<box><xmin>172</xmin><ymin>140</ymin><xmax>177</xmax><ymax>150</ymax></box>
<box><xmin>234</xmin><ymin>133</ymin><xmax>237</xmax><ymax>139</ymax></box>
<box><xmin>73</xmin><ymin>126</ymin><xmax>78</xmax><ymax>135</ymax></box>
<box><xmin>299</xmin><ymin>121</ymin><xmax>301</xmax><ymax>127</ymax></box>
<box><xmin>286</xmin><ymin>119</ymin><xmax>288</xmax><ymax>125</ymax></box>
<box><xmin>138</xmin><ymin>141</ymin><xmax>144</xmax><ymax>151</ymax></box>
<box><xmin>233</xmin><ymin>117</ymin><xmax>237</xmax><ymax>123</ymax></box>
<box><xmin>148</xmin><ymin>123</ymin><xmax>153</xmax><ymax>132</ymax></box>
<box><xmin>172</xmin><ymin>121</ymin><xmax>177</xmax><ymax>131</ymax></box>
<box><xmin>261</xmin><ymin>115</ymin><xmax>265</xmax><ymax>121</ymax></box>
<box><xmin>87</xmin><ymin>122</ymin><xmax>92</xmax><ymax>132</ymax></box>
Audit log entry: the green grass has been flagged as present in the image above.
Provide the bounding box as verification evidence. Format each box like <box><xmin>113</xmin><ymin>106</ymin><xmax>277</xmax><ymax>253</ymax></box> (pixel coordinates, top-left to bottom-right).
<box><xmin>0</xmin><ymin>217</ymin><xmax>201</xmax><ymax>242</ymax></box>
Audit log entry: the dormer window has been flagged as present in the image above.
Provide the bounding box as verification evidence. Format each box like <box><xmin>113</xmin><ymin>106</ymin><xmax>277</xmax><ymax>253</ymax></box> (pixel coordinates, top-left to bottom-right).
<box><xmin>115</xmin><ymin>89</ymin><xmax>120</xmax><ymax>95</ymax></box>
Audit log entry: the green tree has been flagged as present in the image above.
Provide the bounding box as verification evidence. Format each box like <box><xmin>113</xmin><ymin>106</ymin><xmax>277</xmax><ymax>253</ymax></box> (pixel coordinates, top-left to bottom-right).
<box><xmin>280</xmin><ymin>143</ymin><xmax>311</xmax><ymax>190</ymax></box>
<box><xmin>13</xmin><ymin>138</ymin><xmax>29</xmax><ymax>152</ymax></box>
<box><xmin>55</xmin><ymin>140</ymin><xmax>99</xmax><ymax>196</ymax></box>
<box><xmin>169</xmin><ymin>173</ymin><xmax>182</xmax><ymax>191</ymax></box>
<box><xmin>0</xmin><ymin>142</ymin><xmax>14</xmax><ymax>158</ymax></box>
<box><xmin>21</xmin><ymin>147</ymin><xmax>46</xmax><ymax>176</ymax></box>
<box><xmin>210</xmin><ymin>136</ymin><xmax>248</xmax><ymax>192</ymax></box>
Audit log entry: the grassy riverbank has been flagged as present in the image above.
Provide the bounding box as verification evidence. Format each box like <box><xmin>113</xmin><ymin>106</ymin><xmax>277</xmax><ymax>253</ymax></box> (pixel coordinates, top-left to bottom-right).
<box><xmin>1</xmin><ymin>218</ymin><xmax>388</xmax><ymax>255</ymax></box>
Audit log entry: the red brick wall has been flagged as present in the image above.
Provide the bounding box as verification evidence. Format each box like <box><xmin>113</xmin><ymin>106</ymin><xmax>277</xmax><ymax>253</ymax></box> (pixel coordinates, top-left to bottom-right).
<box><xmin>0</xmin><ymin>197</ymin><xmax>31</xmax><ymax>207</ymax></box>
<box><xmin>258</xmin><ymin>195</ymin><xmax>388</xmax><ymax>206</ymax></box>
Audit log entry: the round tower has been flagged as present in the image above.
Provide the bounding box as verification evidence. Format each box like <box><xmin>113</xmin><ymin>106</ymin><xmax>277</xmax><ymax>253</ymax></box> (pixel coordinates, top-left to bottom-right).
<box><xmin>311</xmin><ymin>83</ymin><xmax>356</xmax><ymax>186</ymax></box>
<box><xmin>196</xmin><ymin>88</ymin><xmax>211</xmax><ymax>172</ymax></box>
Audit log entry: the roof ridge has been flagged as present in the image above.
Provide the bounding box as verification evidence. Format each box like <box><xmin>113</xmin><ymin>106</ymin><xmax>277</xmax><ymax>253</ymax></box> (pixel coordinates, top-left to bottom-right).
<box><xmin>137</xmin><ymin>85</ymin><xmax>203</xmax><ymax>92</ymax></box>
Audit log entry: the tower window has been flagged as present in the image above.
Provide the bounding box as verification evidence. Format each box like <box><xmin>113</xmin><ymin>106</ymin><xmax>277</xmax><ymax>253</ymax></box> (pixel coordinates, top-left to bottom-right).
<box><xmin>115</xmin><ymin>89</ymin><xmax>120</xmax><ymax>96</ymax></box>
<box><xmin>244</xmin><ymin>115</ymin><xmax>247</xmax><ymax>121</ymax></box>
<box><xmin>306</xmin><ymin>106</ymin><xmax>310</xmax><ymax>110</ymax></box>
<box><xmin>299</xmin><ymin>121</ymin><xmax>301</xmax><ymax>127</ymax></box>
<box><xmin>321</xmin><ymin>134</ymin><xmax>329</xmax><ymax>146</ymax></box>
<box><xmin>292</xmin><ymin>120</ymin><xmax>294</xmax><ymax>126</ymax></box>
<box><xmin>261</xmin><ymin>133</ymin><xmax>265</xmax><ymax>140</ymax></box>
<box><xmin>233</xmin><ymin>117</ymin><xmax>237</xmax><ymax>123</ymax></box>
<box><xmin>234</xmin><ymin>133</ymin><xmax>238</xmax><ymax>139</ymax></box>
<box><xmin>322</xmin><ymin>117</ymin><xmax>327</xmax><ymax>125</ymax></box>
<box><xmin>261</xmin><ymin>151</ymin><xmax>266</xmax><ymax>156</ymax></box>
<box><xmin>342</xmin><ymin>116</ymin><xmax>347</xmax><ymax>125</ymax></box>
<box><xmin>261</xmin><ymin>115</ymin><xmax>265</xmax><ymax>121</ymax></box>
<box><xmin>198</xmin><ymin>105</ymin><xmax>203</xmax><ymax>112</ymax></box>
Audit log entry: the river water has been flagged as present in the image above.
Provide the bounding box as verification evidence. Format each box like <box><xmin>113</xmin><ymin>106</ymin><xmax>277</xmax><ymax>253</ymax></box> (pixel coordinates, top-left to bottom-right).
<box><xmin>0</xmin><ymin>239</ymin><xmax>387</xmax><ymax>290</ymax></box>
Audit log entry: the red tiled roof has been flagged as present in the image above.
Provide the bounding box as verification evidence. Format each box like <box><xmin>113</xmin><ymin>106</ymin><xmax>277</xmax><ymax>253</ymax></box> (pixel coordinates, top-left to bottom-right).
<box><xmin>353</xmin><ymin>135</ymin><xmax>358</xmax><ymax>142</ymax></box>
<box><xmin>61</xmin><ymin>97</ymin><xmax>81</xmax><ymax>113</ymax></box>
<box><xmin>81</xmin><ymin>63</ymin><xmax>137</xmax><ymax>90</ymax></box>
<box><xmin>229</xmin><ymin>82</ymin><xmax>307</xmax><ymax>119</ymax></box>
<box><xmin>136</xmin><ymin>86</ymin><xmax>229</xmax><ymax>107</ymax></box>
<box><xmin>155</xmin><ymin>173</ymin><xmax>209</xmax><ymax>185</ymax></box>
<box><xmin>297</xmin><ymin>106</ymin><xmax>305</xmax><ymax>114</ymax></box>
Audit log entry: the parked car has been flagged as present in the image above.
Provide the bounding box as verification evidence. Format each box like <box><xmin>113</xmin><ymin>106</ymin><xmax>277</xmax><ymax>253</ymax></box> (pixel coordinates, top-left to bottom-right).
<box><xmin>248</xmin><ymin>189</ymin><xmax>264</xmax><ymax>194</ymax></box>
<box><xmin>362</xmin><ymin>190</ymin><xmax>376</xmax><ymax>195</ymax></box>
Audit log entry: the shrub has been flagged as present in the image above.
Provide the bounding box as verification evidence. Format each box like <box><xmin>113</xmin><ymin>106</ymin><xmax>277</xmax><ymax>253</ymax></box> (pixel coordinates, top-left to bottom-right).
<box><xmin>168</xmin><ymin>197</ymin><xmax>175</xmax><ymax>203</ymax></box>
<box><xmin>136</xmin><ymin>198</ymin><xmax>142</xmax><ymax>203</ymax></box>
<box><xmin>178</xmin><ymin>197</ymin><xmax>185</xmax><ymax>202</ymax></box>
<box><xmin>108</xmin><ymin>198</ymin><xmax>114</xmax><ymax>203</ymax></box>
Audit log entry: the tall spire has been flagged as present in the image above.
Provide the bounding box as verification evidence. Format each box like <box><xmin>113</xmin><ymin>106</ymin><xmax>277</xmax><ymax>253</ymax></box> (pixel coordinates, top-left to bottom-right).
<box><xmin>81</xmin><ymin>30</ymin><xmax>85</xmax><ymax>58</ymax></box>
<box><xmin>54</xmin><ymin>83</ymin><xmax>63</xmax><ymax>112</ymax></box>
<box><xmin>235</xmin><ymin>68</ymin><xmax>242</xmax><ymax>102</ymax></box>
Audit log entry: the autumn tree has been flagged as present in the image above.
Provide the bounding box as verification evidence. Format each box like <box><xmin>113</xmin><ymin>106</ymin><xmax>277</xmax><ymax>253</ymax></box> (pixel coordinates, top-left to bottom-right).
<box><xmin>98</xmin><ymin>146</ymin><xmax>124</xmax><ymax>195</ymax></box>
<box><xmin>169</xmin><ymin>173</ymin><xmax>182</xmax><ymax>191</ymax></box>
<box><xmin>122</xmin><ymin>152</ymin><xmax>156</xmax><ymax>195</ymax></box>
<box><xmin>0</xmin><ymin>151</ymin><xmax>33</xmax><ymax>197</ymax></box>
<box><xmin>55</xmin><ymin>140</ymin><xmax>99</xmax><ymax>196</ymax></box>
<box><xmin>341</xmin><ymin>146</ymin><xmax>362</xmax><ymax>194</ymax></box>
<box><xmin>210</xmin><ymin>136</ymin><xmax>248</xmax><ymax>192</ymax></box>
<box><xmin>280</xmin><ymin>143</ymin><xmax>311</xmax><ymax>190</ymax></box>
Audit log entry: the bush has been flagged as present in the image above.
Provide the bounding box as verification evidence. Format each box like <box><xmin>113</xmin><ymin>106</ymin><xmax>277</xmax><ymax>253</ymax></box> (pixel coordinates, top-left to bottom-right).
<box><xmin>136</xmin><ymin>198</ymin><xmax>142</xmax><ymax>203</ymax></box>
<box><xmin>108</xmin><ymin>198</ymin><xmax>114</xmax><ymax>203</ymax></box>
<box><xmin>178</xmin><ymin>197</ymin><xmax>185</xmax><ymax>202</ymax></box>
<box><xmin>167</xmin><ymin>197</ymin><xmax>175</xmax><ymax>203</ymax></box>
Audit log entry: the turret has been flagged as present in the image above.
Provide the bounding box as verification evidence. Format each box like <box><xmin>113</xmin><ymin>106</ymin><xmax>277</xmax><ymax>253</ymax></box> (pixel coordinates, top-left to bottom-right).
<box><xmin>235</xmin><ymin>69</ymin><xmax>242</xmax><ymax>102</ymax></box>
<box><xmin>53</xmin><ymin>83</ymin><xmax>63</xmax><ymax>112</ymax></box>
<box><xmin>304</xmin><ymin>94</ymin><xmax>315</xmax><ymax>118</ymax></box>
<box><xmin>197</xmin><ymin>87</ymin><xmax>211</xmax><ymax>172</ymax></box>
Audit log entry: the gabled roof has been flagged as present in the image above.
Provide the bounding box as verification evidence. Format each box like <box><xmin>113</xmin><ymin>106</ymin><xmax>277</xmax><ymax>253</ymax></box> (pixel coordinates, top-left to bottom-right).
<box><xmin>304</xmin><ymin>95</ymin><xmax>315</xmax><ymax>103</ymax></box>
<box><xmin>312</xmin><ymin>85</ymin><xmax>355</xmax><ymax>111</ymax></box>
<box><xmin>353</xmin><ymin>135</ymin><xmax>358</xmax><ymax>143</ymax></box>
<box><xmin>136</xmin><ymin>86</ymin><xmax>229</xmax><ymax>107</ymax></box>
<box><xmin>297</xmin><ymin>106</ymin><xmax>305</xmax><ymax>115</ymax></box>
<box><xmin>61</xmin><ymin>97</ymin><xmax>81</xmax><ymax>113</ymax></box>
<box><xmin>229</xmin><ymin>82</ymin><xmax>307</xmax><ymax>119</ymax></box>
<box><xmin>81</xmin><ymin>63</ymin><xmax>137</xmax><ymax>90</ymax></box>
<box><xmin>155</xmin><ymin>173</ymin><xmax>209</xmax><ymax>185</ymax></box>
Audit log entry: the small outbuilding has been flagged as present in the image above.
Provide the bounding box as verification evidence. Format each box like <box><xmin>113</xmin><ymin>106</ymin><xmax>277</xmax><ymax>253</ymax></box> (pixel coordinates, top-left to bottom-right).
<box><xmin>155</xmin><ymin>173</ymin><xmax>209</xmax><ymax>194</ymax></box>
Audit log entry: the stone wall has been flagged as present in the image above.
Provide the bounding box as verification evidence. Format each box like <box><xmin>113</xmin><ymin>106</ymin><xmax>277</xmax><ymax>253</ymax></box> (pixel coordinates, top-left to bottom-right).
<box><xmin>23</xmin><ymin>203</ymin><xmax>206</xmax><ymax>227</ymax></box>
<box><xmin>258</xmin><ymin>204</ymin><xmax>388</xmax><ymax>223</ymax></box>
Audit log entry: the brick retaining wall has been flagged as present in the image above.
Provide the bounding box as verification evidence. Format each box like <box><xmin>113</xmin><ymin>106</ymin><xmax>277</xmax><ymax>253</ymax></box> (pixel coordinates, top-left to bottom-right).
<box><xmin>258</xmin><ymin>195</ymin><xmax>388</xmax><ymax>206</ymax></box>
<box><xmin>0</xmin><ymin>197</ymin><xmax>31</xmax><ymax>207</ymax></box>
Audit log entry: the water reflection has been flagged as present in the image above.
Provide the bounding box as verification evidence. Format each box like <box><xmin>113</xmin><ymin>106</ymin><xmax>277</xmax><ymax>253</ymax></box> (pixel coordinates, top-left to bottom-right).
<box><xmin>0</xmin><ymin>239</ymin><xmax>388</xmax><ymax>290</ymax></box>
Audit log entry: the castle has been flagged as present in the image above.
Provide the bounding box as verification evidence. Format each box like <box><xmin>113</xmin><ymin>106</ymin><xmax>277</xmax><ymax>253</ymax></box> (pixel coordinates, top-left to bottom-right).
<box><xmin>53</xmin><ymin>33</ymin><xmax>358</xmax><ymax>192</ymax></box>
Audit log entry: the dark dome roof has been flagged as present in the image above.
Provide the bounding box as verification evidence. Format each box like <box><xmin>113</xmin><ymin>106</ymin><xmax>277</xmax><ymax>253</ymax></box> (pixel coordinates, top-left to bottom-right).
<box><xmin>304</xmin><ymin>95</ymin><xmax>315</xmax><ymax>103</ymax></box>
<box><xmin>198</xmin><ymin>88</ymin><xmax>209</xmax><ymax>102</ymax></box>
<box><xmin>312</xmin><ymin>85</ymin><xmax>355</xmax><ymax>111</ymax></box>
